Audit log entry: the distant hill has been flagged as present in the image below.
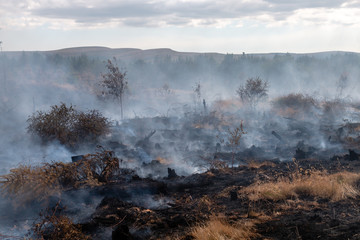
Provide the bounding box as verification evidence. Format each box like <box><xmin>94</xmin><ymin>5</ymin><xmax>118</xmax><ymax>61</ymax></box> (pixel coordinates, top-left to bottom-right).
<box><xmin>5</xmin><ymin>46</ymin><xmax>359</xmax><ymax>62</ymax></box>
<box><xmin>47</xmin><ymin>46</ymin><xmax>224</xmax><ymax>62</ymax></box>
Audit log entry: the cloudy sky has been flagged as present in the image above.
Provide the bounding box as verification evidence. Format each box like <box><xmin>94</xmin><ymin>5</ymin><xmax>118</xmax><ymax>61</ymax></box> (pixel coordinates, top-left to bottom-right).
<box><xmin>1</xmin><ymin>0</ymin><xmax>360</xmax><ymax>53</ymax></box>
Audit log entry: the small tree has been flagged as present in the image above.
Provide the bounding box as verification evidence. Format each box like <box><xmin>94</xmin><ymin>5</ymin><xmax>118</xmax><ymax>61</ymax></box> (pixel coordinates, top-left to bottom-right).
<box><xmin>158</xmin><ymin>83</ymin><xmax>173</xmax><ymax>97</ymax></box>
<box><xmin>236</xmin><ymin>77</ymin><xmax>269</xmax><ymax>109</ymax></box>
<box><xmin>227</xmin><ymin>121</ymin><xmax>246</xmax><ymax>168</ymax></box>
<box><xmin>193</xmin><ymin>82</ymin><xmax>202</xmax><ymax>112</ymax></box>
<box><xmin>101</xmin><ymin>58</ymin><xmax>128</xmax><ymax>119</ymax></box>
<box><xmin>336</xmin><ymin>72</ymin><xmax>348</xmax><ymax>98</ymax></box>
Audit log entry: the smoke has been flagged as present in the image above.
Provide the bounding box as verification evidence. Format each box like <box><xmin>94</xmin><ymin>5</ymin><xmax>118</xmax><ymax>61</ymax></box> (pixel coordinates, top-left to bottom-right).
<box><xmin>1</xmin><ymin>48</ymin><xmax>360</xmax><ymax>237</ymax></box>
<box><xmin>1</xmin><ymin>49</ymin><xmax>359</xmax><ymax>172</ymax></box>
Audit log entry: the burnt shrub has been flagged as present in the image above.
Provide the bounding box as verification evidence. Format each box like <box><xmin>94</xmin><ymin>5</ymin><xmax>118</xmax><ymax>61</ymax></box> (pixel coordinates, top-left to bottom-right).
<box><xmin>0</xmin><ymin>149</ymin><xmax>119</xmax><ymax>206</ymax></box>
<box><xmin>27</xmin><ymin>103</ymin><xmax>110</xmax><ymax>149</ymax></box>
<box><xmin>32</xmin><ymin>201</ymin><xmax>90</xmax><ymax>240</ymax></box>
<box><xmin>321</xmin><ymin>99</ymin><xmax>347</xmax><ymax>122</ymax></box>
<box><xmin>272</xmin><ymin>93</ymin><xmax>319</xmax><ymax>119</ymax></box>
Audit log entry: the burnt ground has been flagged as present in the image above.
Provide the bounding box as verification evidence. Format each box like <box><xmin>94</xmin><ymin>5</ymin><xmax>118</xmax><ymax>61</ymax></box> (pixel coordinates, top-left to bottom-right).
<box><xmin>3</xmin><ymin>111</ymin><xmax>360</xmax><ymax>239</ymax></box>
<box><xmin>67</xmin><ymin>155</ymin><xmax>360</xmax><ymax>240</ymax></box>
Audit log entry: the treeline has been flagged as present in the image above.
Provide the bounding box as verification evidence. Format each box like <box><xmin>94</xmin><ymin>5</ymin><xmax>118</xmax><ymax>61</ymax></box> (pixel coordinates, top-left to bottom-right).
<box><xmin>1</xmin><ymin>51</ymin><xmax>360</xmax><ymax>94</ymax></box>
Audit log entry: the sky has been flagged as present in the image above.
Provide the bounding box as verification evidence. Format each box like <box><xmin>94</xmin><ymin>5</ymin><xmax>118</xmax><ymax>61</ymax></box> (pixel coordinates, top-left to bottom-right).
<box><xmin>0</xmin><ymin>0</ymin><xmax>360</xmax><ymax>53</ymax></box>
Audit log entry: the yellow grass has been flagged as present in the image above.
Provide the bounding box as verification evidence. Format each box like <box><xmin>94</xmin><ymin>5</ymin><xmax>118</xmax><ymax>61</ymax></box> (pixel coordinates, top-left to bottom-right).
<box><xmin>191</xmin><ymin>218</ymin><xmax>258</xmax><ymax>240</ymax></box>
<box><xmin>243</xmin><ymin>171</ymin><xmax>360</xmax><ymax>201</ymax></box>
<box><xmin>247</xmin><ymin>160</ymin><xmax>276</xmax><ymax>169</ymax></box>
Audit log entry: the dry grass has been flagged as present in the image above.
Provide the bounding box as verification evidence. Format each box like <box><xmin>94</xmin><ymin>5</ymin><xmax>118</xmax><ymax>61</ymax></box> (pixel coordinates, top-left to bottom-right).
<box><xmin>243</xmin><ymin>170</ymin><xmax>360</xmax><ymax>202</ymax></box>
<box><xmin>200</xmin><ymin>155</ymin><xmax>228</xmax><ymax>170</ymax></box>
<box><xmin>0</xmin><ymin>149</ymin><xmax>119</xmax><ymax>207</ymax></box>
<box><xmin>212</xmin><ymin>99</ymin><xmax>243</xmax><ymax>113</ymax></box>
<box><xmin>191</xmin><ymin>217</ymin><xmax>259</xmax><ymax>240</ymax></box>
<box><xmin>33</xmin><ymin>201</ymin><xmax>90</xmax><ymax>240</ymax></box>
<box><xmin>247</xmin><ymin>160</ymin><xmax>276</xmax><ymax>169</ymax></box>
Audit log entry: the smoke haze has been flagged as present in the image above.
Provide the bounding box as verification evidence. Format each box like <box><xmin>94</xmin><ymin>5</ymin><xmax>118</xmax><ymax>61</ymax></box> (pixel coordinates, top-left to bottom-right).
<box><xmin>1</xmin><ymin>47</ymin><xmax>360</xmax><ymax>237</ymax></box>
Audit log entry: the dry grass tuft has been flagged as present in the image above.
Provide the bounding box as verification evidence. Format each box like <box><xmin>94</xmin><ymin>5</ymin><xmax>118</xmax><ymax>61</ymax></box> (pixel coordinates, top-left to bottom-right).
<box><xmin>247</xmin><ymin>160</ymin><xmax>276</xmax><ymax>169</ymax></box>
<box><xmin>191</xmin><ymin>217</ymin><xmax>258</xmax><ymax>240</ymax></box>
<box><xmin>243</xmin><ymin>170</ymin><xmax>360</xmax><ymax>202</ymax></box>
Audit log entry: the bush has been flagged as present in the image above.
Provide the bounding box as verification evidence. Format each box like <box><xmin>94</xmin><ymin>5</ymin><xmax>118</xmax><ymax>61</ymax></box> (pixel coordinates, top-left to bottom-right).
<box><xmin>32</xmin><ymin>201</ymin><xmax>90</xmax><ymax>240</ymax></box>
<box><xmin>272</xmin><ymin>93</ymin><xmax>318</xmax><ymax>119</ymax></box>
<box><xmin>0</xmin><ymin>149</ymin><xmax>119</xmax><ymax>206</ymax></box>
<box><xmin>321</xmin><ymin>99</ymin><xmax>347</xmax><ymax>122</ymax></box>
<box><xmin>27</xmin><ymin>103</ymin><xmax>110</xmax><ymax>149</ymax></box>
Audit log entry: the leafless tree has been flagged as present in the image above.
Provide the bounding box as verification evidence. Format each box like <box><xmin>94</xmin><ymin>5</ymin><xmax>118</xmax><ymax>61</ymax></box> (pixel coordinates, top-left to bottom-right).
<box><xmin>227</xmin><ymin>121</ymin><xmax>246</xmax><ymax>168</ymax></box>
<box><xmin>158</xmin><ymin>83</ymin><xmax>173</xmax><ymax>97</ymax></box>
<box><xmin>236</xmin><ymin>77</ymin><xmax>268</xmax><ymax>109</ymax></box>
<box><xmin>336</xmin><ymin>72</ymin><xmax>348</xmax><ymax>98</ymax></box>
<box><xmin>193</xmin><ymin>82</ymin><xmax>202</xmax><ymax>112</ymax></box>
<box><xmin>101</xmin><ymin>58</ymin><xmax>128</xmax><ymax>119</ymax></box>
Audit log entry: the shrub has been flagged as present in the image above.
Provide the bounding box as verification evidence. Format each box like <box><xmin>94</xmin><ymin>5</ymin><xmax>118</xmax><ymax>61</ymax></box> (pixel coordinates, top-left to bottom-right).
<box><xmin>272</xmin><ymin>93</ymin><xmax>318</xmax><ymax>119</ymax></box>
<box><xmin>32</xmin><ymin>201</ymin><xmax>90</xmax><ymax>240</ymax></box>
<box><xmin>321</xmin><ymin>99</ymin><xmax>347</xmax><ymax>122</ymax></box>
<box><xmin>0</xmin><ymin>149</ymin><xmax>119</xmax><ymax>206</ymax></box>
<box><xmin>27</xmin><ymin>103</ymin><xmax>110</xmax><ymax>149</ymax></box>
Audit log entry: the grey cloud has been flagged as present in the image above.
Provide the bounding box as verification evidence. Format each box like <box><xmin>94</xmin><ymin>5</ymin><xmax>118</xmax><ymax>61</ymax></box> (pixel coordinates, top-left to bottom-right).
<box><xmin>166</xmin><ymin>17</ymin><xmax>191</xmax><ymax>26</ymax></box>
<box><xmin>34</xmin><ymin>3</ymin><xmax>165</xmax><ymax>20</ymax></box>
<box><xmin>168</xmin><ymin>2</ymin><xmax>268</xmax><ymax>19</ymax></box>
<box><xmin>29</xmin><ymin>0</ymin><xmax>359</xmax><ymax>27</ymax></box>
<box><xmin>265</xmin><ymin>0</ymin><xmax>345</xmax><ymax>9</ymax></box>
<box><xmin>122</xmin><ymin>17</ymin><xmax>166</xmax><ymax>27</ymax></box>
<box><xmin>32</xmin><ymin>1</ymin><xmax>270</xmax><ymax>25</ymax></box>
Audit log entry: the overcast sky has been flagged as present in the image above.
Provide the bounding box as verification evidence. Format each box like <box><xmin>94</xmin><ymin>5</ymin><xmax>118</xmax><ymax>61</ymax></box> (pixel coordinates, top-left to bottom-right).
<box><xmin>1</xmin><ymin>0</ymin><xmax>360</xmax><ymax>53</ymax></box>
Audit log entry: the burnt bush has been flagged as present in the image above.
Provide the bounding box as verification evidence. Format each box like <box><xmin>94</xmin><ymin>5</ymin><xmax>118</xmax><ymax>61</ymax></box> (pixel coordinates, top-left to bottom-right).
<box><xmin>0</xmin><ymin>149</ymin><xmax>119</xmax><ymax>206</ymax></box>
<box><xmin>272</xmin><ymin>93</ymin><xmax>319</xmax><ymax>119</ymax></box>
<box><xmin>321</xmin><ymin>99</ymin><xmax>347</xmax><ymax>122</ymax></box>
<box><xmin>27</xmin><ymin>103</ymin><xmax>110</xmax><ymax>149</ymax></box>
<box><xmin>32</xmin><ymin>201</ymin><xmax>90</xmax><ymax>240</ymax></box>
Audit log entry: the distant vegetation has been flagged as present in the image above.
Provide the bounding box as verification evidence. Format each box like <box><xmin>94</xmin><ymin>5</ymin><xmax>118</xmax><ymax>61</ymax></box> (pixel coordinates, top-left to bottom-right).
<box><xmin>2</xmin><ymin>50</ymin><xmax>359</xmax><ymax>98</ymax></box>
<box><xmin>236</xmin><ymin>77</ymin><xmax>269</xmax><ymax>109</ymax></box>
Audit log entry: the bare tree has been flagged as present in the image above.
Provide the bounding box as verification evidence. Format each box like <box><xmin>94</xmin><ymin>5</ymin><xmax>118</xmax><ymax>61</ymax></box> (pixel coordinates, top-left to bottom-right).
<box><xmin>158</xmin><ymin>83</ymin><xmax>173</xmax><ymax>97</ymax></box>
<box><xmin>101</xmin><ymin>58</ymin><xmax>128</xmax><ymax>119</ymax></box>
<box><xmin>193</xmin><ymin>82</ymin><xmax>201</xmax><ymax>112</ymax></box>
<box><xmin>227</xmin><ymin>121</ymin><xmax>246</xmax><ymax>168</ymax></box>
<box><xmin>336</xmin><ymin>72</ymin><xmax>348</xmax><ymax>98</ymax></box>
<box><xmin>236</xmin><ymin>77</ymin><xmax>268</xmax><ymax>109</ymax></box>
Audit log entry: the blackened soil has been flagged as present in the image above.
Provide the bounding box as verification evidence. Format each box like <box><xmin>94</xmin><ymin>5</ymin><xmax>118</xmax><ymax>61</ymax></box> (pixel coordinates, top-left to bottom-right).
<box><xmin>79</xmin><ymin>156</ymin><xmax>360</xmax><ymax>240</ymax></box>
